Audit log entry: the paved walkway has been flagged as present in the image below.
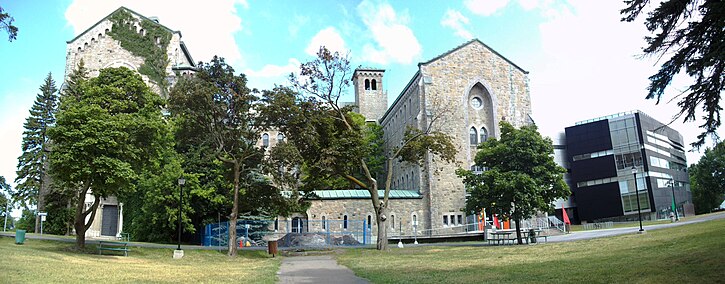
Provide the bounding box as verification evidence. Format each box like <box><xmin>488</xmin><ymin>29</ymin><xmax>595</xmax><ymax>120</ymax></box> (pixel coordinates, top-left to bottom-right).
<box><xmin>277</xmin><ymin>255</ymin><xmax>369</xmax><ymax>284</ymax></box>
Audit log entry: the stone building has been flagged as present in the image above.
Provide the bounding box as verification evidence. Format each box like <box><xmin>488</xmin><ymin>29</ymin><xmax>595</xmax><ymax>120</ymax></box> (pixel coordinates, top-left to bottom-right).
<box><xmin>63</xmin><ymin>7</ymin><xmax>196</xmax><ymax>238</ymax></box>
<box><xmin>279</xmin><ymin>39</ymin><xmax>532</xmax><ymax>240</ymax></box>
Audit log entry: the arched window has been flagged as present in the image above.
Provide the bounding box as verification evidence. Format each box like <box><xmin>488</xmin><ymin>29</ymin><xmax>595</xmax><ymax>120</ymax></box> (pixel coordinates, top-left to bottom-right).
<box><xmin>390</xmin><ymin>214</ymin><xmax>395</xmax><ymax>230</ymax></box>
<box><xmin>364</xmin><ymin>79</ymin><xmax>370</xmax><ymax>90</ymax></box>
<box><xmin>470</xmin><ymin>127</ymin><xmax>478</xmax><ymax>145</ymax></box>
<box><xmin>343</xmin><ymin>215</ymin><xmax>349</xmax><ymax>229</ymax></box>
<box><xmin>277</xmin><ymin>133</ymin><xmax>284</xmax><ymax>144</ymax></box>
<box><xmin>98</xmin><ymin>33</ymin><xmax>103</xmax><ymax>39</ymax></box>
<box><xmin>371</xmin><ymin>79</ymin><xmax>377</xmax><ymax>90</ymax></box>
<box><xmin>262</xmin><ymin>133</ymin><xmax>269</xmax><ymax>147</ymax></box>
<box><xmin>367</xmin><ymin>215</ymin><xmax>372</xmax><ymax>229</ymax></box>
<box><xmin>274</xmin><ymin>218</ymin><xmax>279</xmax><ymax>231</ymax></box>
<box><xmin>412</xmin><ymin>214</ymin><xmax>418</xmax><ymax>226</ymax></box>
<box><xmin>480</xmin><ymin>127</ymin><xmax>488</xmax><ymax>142</ymax></box>
<box><xmin>321</xmin><ymin>216</ymin><xmax>327</xmax><ymax>230</ymax></box>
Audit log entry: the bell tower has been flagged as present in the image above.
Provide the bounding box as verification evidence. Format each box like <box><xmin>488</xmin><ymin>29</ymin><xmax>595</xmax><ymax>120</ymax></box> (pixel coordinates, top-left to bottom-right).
<box><xmin>353</xmin><ymin>68</ymin><xmax>386</xmax><ymax>123</ymax></box>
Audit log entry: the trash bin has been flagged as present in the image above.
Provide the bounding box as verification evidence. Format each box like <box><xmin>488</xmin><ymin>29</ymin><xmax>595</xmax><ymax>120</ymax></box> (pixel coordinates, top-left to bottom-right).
<box><xmin>528</xmin><ymin>229</ymin><xmax>537</xmax><ymax>244</ymax></box>
<box><xmin>268</xmin><ymin>240</ymin><xmax>278</xmax><ymax>257</ymax></box>
<box><xmin>15</xmin><ymin>229</ymin><xmax>26</xmax><ymax>245</ymax></box>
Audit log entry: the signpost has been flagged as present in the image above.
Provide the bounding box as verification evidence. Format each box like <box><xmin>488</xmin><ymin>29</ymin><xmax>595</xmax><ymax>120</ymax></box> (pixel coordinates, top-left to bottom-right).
<box><xmin>38</xmin><ymin>212</ymin><xmax>47</xmax><ymax>235</ymax></box>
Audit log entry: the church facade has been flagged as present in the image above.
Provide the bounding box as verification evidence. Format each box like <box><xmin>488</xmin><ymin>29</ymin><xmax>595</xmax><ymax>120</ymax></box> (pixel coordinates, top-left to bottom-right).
<box><xmin>280</xmin><ymin>39</ymin><xmax>533</xmax><ymax>239</ymax></box>
<box><xmin>63</xmin><ymin>7</ymin><xmax>195</xmax><ymax>238</ymax></box>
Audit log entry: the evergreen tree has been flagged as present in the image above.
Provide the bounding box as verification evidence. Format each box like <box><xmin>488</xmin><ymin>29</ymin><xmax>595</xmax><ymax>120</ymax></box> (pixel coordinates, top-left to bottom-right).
<box><xmin>621</xmin><ymin>0</ymin><xmax>725</xmax><ymax>148</ymax></box>
<box><xmin>0</xmin><ymin>6</ymin><xmax>18</xmax><ymax>42</ymax></box>
<box><xmin>14</xmin><ymin>73</ymin><xmax>58</xmax><ymax>233</ymax></box>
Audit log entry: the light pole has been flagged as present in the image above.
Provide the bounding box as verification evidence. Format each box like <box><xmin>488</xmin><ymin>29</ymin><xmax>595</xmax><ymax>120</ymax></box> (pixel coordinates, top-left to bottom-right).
<box><xmin>670</xmin><ymin>178</ymin><xmax>679</xmax><ymax>221</ymax></box>
<box><xmin>631</xmin><ymin>167</ymin><xmax>644</xmax><ymax>232</ymax></box>
<box><xmin>177</xmin><ymin>177</ymin><xmax>185</xmax><ymax>250</ymax></box>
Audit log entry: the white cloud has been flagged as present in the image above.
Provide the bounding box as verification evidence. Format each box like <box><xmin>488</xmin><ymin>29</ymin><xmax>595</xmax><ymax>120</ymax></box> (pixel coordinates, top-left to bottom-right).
<box><xmin>64</xmin><ymin>0</ymin><xmax>247</xmax><ymax>66</ymax></box>
<box><xmin>441</xmin><ymin>9</ymin><xmax>473</xmax><ymax>40</ymax></box>
<box><xmin>356</xmin><ymin>0</ymin><xmax>421</xmax><ymax>65</ymax></box>
<box><xmin>245</xmin><ymin>58</ymin><xmax>300</xmax><ymax>78</ymax></box>
<box><xmin>465</xmin><ymin>0</ymin><xmax>511</xmax><ymax>16</ymax></box>
<box><xmin>305</xmin><ymin>27</ymin><xmax>348</xmax><ymax>56</ymax></box>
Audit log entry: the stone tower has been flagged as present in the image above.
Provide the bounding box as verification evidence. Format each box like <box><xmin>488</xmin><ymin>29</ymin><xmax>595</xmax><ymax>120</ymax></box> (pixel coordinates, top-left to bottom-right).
<box><xmin>353</xmin><ymin>68</ymin><xmax>387</xmax><ymax>122</ymax></box>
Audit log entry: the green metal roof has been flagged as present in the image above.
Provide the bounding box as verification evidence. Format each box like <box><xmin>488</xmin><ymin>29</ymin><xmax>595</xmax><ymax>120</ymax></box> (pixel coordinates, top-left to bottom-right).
<box><xmin>311</xmin><ymin>189</ymin><xmax>422</xmax><ymax>200</ymax></box>
<box><xmin>281</xmin><ymin>189</ymin><xmax>422</xmax><ymax>200</ymax></box>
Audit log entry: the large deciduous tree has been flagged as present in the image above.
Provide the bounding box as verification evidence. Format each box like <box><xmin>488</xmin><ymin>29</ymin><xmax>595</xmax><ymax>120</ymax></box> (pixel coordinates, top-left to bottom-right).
<box><xmin>14</xmin><ymin>73</ymin><xmax>58</xmax><ymax>233</ymax></box>
<box><xmin>621</xmin><ymin>0</ymin><xmax>725</xmax><ymax>148</ymax></box>
<box><xmin>689</xmin><ymin>141</ymin><xmax>725</xmax><ymax>214</ymax></box>
<box><xmin>458</xmin><ymin>122</ymin><xmax>569</xmax><ymax>245</ymax></box>
<box><xmin>260</xmin><ymin>47</ymin><xmax>456</xmax><ymax>250</ymax></box>
<box><xmin>168</xmin><ymin>56</ymin><xmax>263</xmax><ymax>257</ymax></box>
<box><xmin>0</xmin><ymin>6</ymin><xmax>18</xmax><ymax>42</ymax></box>
<box><xmin>49</xmin><ymin>66</ymin><xmax>167</xmax><ymax>249</ymax></box>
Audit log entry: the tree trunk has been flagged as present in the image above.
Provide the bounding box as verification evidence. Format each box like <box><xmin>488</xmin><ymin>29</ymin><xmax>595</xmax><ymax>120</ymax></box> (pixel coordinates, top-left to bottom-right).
<box><xmin>376</xmin><ymin>206</ymin><xmax>388</xmax><ymax>250</ymax></box>
<box><xmin>73</xmin><ymin>185</ymin><xmax>98</xmax><ymax>250</ymax></box>
<box><xmin>35</xmin><ymin>154</ymin><xmax>51</xmax><ymax>233</ymax></box>
<box><xmin>228</xmin><ymin>161</ymin><xmax>240</xmax><ymax>257</ymax></box>
<box><xmin>514</xmin><ymin>218</ymin><xmax>523</xmax><ymax>245</ymax></box>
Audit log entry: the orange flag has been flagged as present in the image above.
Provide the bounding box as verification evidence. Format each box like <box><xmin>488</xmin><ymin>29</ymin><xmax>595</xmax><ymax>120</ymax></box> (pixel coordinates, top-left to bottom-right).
<box><xmin>562</xmin><ymin>207</ymin><xmax>571</xmax><ymax>225</ymax></box>
<box><xmin>492</xmin><ymin>214</ymin><xmax>499</xmax><ymax>229</ymax></box>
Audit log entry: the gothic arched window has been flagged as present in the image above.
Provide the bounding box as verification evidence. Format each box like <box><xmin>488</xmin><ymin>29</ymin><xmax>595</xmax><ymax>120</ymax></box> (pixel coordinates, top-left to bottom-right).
<box><xmin>365</xmin><ymin>79</ymin><xmax>370</xmax><ymax>90</ymax></box>
<box><xmin>469</xmin><ymin>127</ymin><xmax>478</xmax><ymax>145</ymax></box>
<box><xmin>277</xmin><ymin>133</ymin><xmax>284</xmax><ymax>143</ymax></box>
<box><xmin>480</xmin><ymin>127</ymin><xmax>488</xmax><ymax>142</ymax></box>
<box><xmin>262</xmin><ymin>133</ymin><xmax>269</xmax><ymax>147</ymax></box>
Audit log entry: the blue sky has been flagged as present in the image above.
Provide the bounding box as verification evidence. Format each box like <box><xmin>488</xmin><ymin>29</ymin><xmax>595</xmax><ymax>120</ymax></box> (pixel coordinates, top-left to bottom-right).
<box><xmin>1</xmin><ymin>1</ymin><xmax>722</xmax><ymax>210</ymax></box>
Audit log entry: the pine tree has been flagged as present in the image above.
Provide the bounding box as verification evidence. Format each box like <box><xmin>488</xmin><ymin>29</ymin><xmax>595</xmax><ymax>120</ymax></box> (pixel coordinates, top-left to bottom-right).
<box><xmin>14</xmin><ymin>73</ymin><xmax>58</xmax><ymax>233</ymax></box>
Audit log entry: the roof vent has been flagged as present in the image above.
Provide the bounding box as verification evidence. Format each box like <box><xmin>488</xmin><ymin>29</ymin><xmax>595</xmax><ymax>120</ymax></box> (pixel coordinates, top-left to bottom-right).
<box><xmin>149</xmin><ymin>16</ymin><xmax>160</xmax><ymax>23</ymax></box>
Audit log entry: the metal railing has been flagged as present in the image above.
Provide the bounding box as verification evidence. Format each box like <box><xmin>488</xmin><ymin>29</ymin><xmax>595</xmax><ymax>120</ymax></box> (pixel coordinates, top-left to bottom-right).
<box><xmin>202</xmin><ymin>218</ymin><xmax>372</xmax><ymax>248</ymax></box>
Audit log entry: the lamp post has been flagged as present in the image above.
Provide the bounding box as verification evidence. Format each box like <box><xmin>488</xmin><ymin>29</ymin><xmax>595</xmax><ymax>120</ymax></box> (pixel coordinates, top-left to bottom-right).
<box><xmin>173</xmin><ymin>177</ymin><xmax>185</xmax><ymax>259</ymax></box>
<box><xmin>670</xmin><ymin>178</ymin><xmax>679</xmax><ymax>221</ymax></box>
<box><xmin>177</xmin><ymin>177</ymin><xmax>185</xmax><ymax>250</ymax></box>
<box><xmin>631</xmin><ymin>167</ymin><xmax>644</xmax><ymax>232</ymax></box>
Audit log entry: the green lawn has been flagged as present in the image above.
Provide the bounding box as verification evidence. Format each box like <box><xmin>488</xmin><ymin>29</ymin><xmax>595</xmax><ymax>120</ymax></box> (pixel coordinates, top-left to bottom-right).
<box><xmin>0</xmin><ymin>238</ymin><xmax>280</xmax><ymax>283</ymax></box>
<box><xmin>338</xmin><ymin>218</ymin><xmax>725</xmax><ymax>283</ymax></box>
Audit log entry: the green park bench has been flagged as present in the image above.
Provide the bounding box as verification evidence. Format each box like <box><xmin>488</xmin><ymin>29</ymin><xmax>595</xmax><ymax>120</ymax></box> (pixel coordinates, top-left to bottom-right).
<box><xmin>98</xmin><ymin>241</ymin><xmax>130</xmax><ymax>256</ymax></box>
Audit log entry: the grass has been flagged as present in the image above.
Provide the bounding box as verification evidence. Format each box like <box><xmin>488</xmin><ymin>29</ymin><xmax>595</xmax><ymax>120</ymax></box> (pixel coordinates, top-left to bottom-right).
<box><xmin>0</xmin><ymin>238</ymin><xmax>280</xmax><ymax>283</ymax></box>
<box><xmin>338</xmin><ymin>218</ymin><xmax>725</xmax><ymax>283</ymax></box>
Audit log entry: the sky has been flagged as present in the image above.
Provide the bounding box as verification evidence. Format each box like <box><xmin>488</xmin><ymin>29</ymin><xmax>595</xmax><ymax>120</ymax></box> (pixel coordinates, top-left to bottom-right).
<box><xmin>1</xmin><ymin>1</ymin><xmax>722</xmax><ymax>214</ymax></box>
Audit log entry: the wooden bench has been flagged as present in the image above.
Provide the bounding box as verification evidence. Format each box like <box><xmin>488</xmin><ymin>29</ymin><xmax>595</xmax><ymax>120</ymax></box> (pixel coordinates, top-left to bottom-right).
<box><xmin>98</xmin><ymin>241</ymin><xmax>130</xmax><ymax>256</ymax></box>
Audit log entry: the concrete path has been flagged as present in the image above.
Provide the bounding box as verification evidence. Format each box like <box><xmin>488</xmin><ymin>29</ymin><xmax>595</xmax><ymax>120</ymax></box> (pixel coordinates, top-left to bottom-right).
<box><xmin>277</xmin><ymin>255</ymin><xmax>369</xmax><ymax>284</ymax></box>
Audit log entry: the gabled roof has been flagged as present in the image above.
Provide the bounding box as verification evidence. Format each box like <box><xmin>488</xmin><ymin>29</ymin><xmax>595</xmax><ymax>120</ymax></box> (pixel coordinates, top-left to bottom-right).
<box><xmin>419</xmin><ymin>38</ymin><xmax>528</xmax><ymax>74</ymax></box>
<box><xmin>379</xmin><ymin>71</ymin><xmax>420</xmax><ymax>123</ymax></box>
<box><xmin>67</xmin><ymin>6</ymin><xmax>181</xmax><ymax>44</ymax></box>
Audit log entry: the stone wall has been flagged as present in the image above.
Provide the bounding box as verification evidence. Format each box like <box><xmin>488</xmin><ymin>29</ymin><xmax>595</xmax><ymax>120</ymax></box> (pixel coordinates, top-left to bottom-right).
<box><xmin>306</xmin><ymin>198</ymin><xmax>426</xmax><ymax>236</ymax></box>
<box><xmin>64</xmin><ymin>10</ymin><xmax>192</xmax><ymax>96</ymax></box>
<box><xmin>378</xmin><ymin>40</ymin><xmax>532</xmax><ymax>233</ymax></box>
<box><xmin>353</xmin><ymin>69</ymin><xmax>387</xmax><ymax>122</ymax></box>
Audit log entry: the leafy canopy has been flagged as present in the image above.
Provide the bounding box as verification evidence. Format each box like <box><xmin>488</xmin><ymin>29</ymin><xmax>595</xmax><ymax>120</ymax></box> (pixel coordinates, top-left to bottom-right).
<box><xmin>689</xmin><ymin>141</ymin><xmax>725</xmax><ymax>214</ymax></box>
<box><xmin>49</xmin><ymin>66</ymin><xmax>166</xmax><ymax>197</ymax></box>
<box><xmin>458</xmin><ymin>122</ymin><xmax>569</xmax><ymax>221</ymax></box>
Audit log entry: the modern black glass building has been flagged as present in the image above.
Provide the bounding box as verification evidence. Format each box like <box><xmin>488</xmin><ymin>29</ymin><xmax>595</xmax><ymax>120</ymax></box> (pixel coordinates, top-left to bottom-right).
<box><xmin>565</xmin><ymin>111</ymin><xmax>693</xmax><ymax>223</ymax></box>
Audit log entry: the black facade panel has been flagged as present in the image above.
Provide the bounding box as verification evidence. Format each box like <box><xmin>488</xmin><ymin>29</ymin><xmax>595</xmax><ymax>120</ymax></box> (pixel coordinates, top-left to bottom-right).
<box><xmin>573</xmin><ymin>183</ymin><xmax>623</xmax><ymax>221</ymax></box>
<box><xmin>570</xmin><ymin>155</ymin><xmax>617</xmax><ymax>182</ymax></box>
<box><xmin>565</xmin><ymin>120</ymin><xmax>612</xmax><ymax>157</ymax></box>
